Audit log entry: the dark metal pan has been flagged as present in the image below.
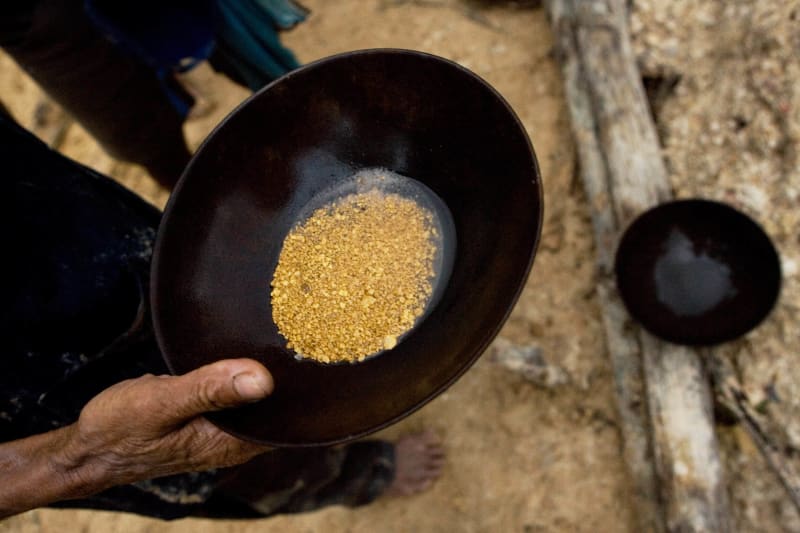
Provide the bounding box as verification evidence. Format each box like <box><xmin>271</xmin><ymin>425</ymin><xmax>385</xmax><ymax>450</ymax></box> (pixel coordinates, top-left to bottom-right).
<box><xmin>152</xmin><ymin>49</ymin><xmax>543</xmax><ymax>446</ymax></box>
<box><xmin>615</xmin><ymin>199</ymin><xmax>780</xmax><ymax>346</ymax></box>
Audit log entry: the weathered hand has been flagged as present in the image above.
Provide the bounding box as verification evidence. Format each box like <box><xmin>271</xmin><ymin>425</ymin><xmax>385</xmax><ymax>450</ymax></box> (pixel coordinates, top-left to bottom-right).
<box><xmin>58</xmin><ymin>358</ymin><xmax>273</xmax><ymax>493</ymax></box>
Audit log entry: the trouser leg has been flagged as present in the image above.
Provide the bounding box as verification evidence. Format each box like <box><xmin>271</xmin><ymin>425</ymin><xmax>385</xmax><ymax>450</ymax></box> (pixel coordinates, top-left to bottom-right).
<box><xmin>1</xmin><ymin>0</ymin><xmax>191</xmax><ymax>188</ymax></box>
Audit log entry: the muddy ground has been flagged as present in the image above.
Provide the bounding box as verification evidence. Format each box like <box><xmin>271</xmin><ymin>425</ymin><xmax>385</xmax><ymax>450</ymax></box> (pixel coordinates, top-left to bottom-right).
<box><xmin>2</xmin><ymin>1</ymin><xmax>799</xmax><ymax>531</ymax></box>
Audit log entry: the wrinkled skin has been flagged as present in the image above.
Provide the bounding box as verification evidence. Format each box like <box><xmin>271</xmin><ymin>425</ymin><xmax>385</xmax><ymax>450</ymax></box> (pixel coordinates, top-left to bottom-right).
<box><xmin>0</xmin><ymin>358</ymin><xmax>272</xmax><ymax>518</ymax></box>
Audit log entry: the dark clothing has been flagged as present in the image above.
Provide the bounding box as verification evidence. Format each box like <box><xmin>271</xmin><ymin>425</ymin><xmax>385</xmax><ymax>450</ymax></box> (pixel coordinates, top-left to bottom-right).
<box><xmin>1</xmin><ymin>0</ymin><xmax>191</xmax><ymax>187</ymax></box>
<box><xmin>0</xmin><ymin>0</ymin><xmax>305</xmax><ymax>188</ymax></box>
<box><xmin>2</xmin><ymin>113</ymin><xmax>394</xmax><ymax>520</ymax></box>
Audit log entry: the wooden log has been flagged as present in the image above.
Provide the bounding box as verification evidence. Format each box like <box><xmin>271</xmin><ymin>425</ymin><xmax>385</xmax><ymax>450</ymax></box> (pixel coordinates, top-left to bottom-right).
<box><xmin>544</xmin><ymin>1</ymin><xmax>730</xmax><ymax>531</ymax></box>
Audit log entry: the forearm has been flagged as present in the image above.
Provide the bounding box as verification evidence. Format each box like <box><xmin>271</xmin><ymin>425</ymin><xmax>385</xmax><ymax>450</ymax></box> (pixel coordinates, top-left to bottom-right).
<box><xmin>0</xmin><ymin>359</ymin><xmax>273</xmax><ymax>519</ymax></box>
<box><xmin>0</xmin><ymin>425</ymin><xmax>104</xmax><ymax>519</ymax></box>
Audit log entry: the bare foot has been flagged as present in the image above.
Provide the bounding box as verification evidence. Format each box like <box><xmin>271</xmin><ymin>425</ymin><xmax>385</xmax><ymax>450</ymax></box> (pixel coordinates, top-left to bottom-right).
<box><xmin>385</xmin><ymin>430</ymin><xmax>445</xmax><ymax>496</ymax></box>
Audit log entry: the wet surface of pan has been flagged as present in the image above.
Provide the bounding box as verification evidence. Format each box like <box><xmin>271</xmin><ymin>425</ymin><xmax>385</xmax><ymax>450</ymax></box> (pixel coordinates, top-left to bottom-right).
<box><xmin>615</xmin><ymin>199</ymin><xmax>781</xmax><ymax>346</ymax></box>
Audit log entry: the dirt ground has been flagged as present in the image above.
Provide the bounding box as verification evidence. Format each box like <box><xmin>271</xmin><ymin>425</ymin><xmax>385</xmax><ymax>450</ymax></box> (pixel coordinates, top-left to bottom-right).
<box><xmin>1</xmin><ymin>1</ymin><xmax>799</xmax><ymax>532</ymax></box>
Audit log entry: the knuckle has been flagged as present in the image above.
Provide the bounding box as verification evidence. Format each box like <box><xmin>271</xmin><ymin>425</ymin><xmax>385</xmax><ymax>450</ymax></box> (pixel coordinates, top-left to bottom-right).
<box><xmin>194</xmin><ymin>379</ymin><xmax>227</xmax><ymax>411</ymax></box>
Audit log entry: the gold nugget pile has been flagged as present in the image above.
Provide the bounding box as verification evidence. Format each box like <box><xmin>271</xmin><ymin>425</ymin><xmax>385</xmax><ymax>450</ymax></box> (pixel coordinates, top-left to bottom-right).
<box><xmin>271</xmin><ymin>190</ymin><xmax>437</xmax><ymax>363</ymax></box>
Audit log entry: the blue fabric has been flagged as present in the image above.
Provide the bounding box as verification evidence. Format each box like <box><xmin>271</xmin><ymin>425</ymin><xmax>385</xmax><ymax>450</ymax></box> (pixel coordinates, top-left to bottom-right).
<box><xmin>83</xmin><ymin>0</ymin><xmax>307</xmax><ymax>113</ymax></box>
<box><xmin>252</xmin><ymin>0</ymin><xmax>309</xmax><ymax>30</ymax></box>
<box><xmin>214</xmin><ymin>0</ymin><xmax>305</xmax><ymax>90</ymax></box>
<box><xmin>84</xmin><ymin>0</ymin><xmax>217</xmax><ymax>72</ymax></box>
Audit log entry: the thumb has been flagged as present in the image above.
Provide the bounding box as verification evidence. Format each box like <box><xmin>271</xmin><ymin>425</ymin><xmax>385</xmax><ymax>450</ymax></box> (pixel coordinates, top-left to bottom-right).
<box><xmin>160</xmin><ymin>359</ymin><xmax>274</xmax><ymax>423</ymax></box>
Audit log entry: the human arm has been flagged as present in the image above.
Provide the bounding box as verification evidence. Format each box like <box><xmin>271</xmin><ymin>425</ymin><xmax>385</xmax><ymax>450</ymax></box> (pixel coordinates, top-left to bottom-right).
<box><xmin>0</xmin><ymin>358</ymin><xmax>273</xmax><ymax>519</ymax></box>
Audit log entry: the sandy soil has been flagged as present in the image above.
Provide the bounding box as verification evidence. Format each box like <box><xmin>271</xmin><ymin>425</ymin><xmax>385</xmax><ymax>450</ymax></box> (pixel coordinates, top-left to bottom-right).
<box><xmin>1</xmin><ymin>1</ymin><xmax>799</xmax><ymax>532</ymax></box>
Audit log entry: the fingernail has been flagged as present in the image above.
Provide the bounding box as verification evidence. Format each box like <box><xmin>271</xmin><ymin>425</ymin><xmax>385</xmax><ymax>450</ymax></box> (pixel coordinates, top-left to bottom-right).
<box><xmin>233</xmin><ymin>372</ymin><xmax>269</xmax><ymax>401</ymax></box>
